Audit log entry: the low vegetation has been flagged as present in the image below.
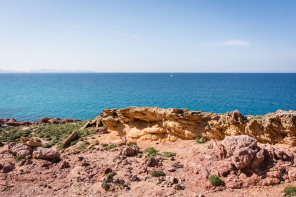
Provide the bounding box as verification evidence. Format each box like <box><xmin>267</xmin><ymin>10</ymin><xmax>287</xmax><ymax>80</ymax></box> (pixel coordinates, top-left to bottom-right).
<box><xmin>15</xmin><ymin>155</ymin><xmax>26</xmax><ymax>163</ymax></box>
<box><xmin>151</xmin><ymin>171</ymin><xmax>165</xmax><ymax>177</ymax></box>
<box><xmin>106</xmin><ymin>172</ymin><xmax>115</xmax><ymax>182</ymax></box>
<box><xmin>195</xmin><ymin>136</ymin><xmax>207</xmax><ymax>144</ymax></box>
<box><xmin>76</xmin><ymin>141</ymin><xmax>90</xmax><ymax>151</ymax></box>
<box><xmin>106</xmin><ymin>144</ymin><xmax>116</xmax><ymax>150</ymax></box>
<box><xmin>143</xmin><ymin>147</ymin><xmax>157</xmax><ymax>159</ymax></box>
<box><xmin>251</xmin><ymin>115</ymin><xmax>263</xmax><ymax>120</ymax></box>
<box><xmin>208</xmin><ymin>175</ymin><xmax>223</xmax><ymax>186</ymax></box>
<box><xmin>42</xmin><ymin>143</ymin><xmax>51</xmax><ymax>148</ymax></box>
<box><xmin>101</xmin><ymin>180</ymin><xmax>110</xmax><ymax>191</ymax></box>
<box><xmin>162</xmin><ymin>152</ymin><xmax>176</xmax><ymax>158</ymax></box>
<box><xmin>284</xmin><ymin>187</ymin><xmax>296</xmax><ymax>196</ymax></box>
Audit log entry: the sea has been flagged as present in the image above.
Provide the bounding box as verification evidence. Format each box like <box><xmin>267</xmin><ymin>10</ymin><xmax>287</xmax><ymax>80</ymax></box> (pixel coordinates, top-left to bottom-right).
<box><xmin>0</xmin><ymin>73</ymin><xmax>295</xmax><ymax>121</ymax></box>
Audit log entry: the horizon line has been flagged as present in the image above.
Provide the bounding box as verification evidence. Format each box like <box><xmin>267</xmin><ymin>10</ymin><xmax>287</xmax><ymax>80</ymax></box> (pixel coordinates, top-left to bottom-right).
<box><xmin>0</xmin><ymin>72</ymin><xmax>296</xmax><ymax>74</ymax></box>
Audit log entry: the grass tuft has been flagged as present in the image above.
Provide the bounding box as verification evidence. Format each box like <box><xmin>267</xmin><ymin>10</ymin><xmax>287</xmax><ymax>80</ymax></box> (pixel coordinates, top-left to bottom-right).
<box><xmin>162</xmin><ymin>152</ymin><xmax>176</xmax><ymax>158</ymax></box>
<box><xmin>208</xmin><ymin>175</ymin><xmax>223</xmax><ymax>186</ymax></box>
<box><xmin>107</xmin><ymin>144</ymin><xmax>116</xmax><ymax>150</ymax></box>
<box><xmin>15</xmin><ymin>155</ymin><xmax>26</xmax><ymax>163</ymax></box>
<box><xmin>143</xmin><ymin>147</ymin><xmax>157</xmax><ymax>159</ymax></box>
<box><xmin>284</xmin><ymin>187</ymin><xmax>296</xmax><ymax>196</ymax></box>
<box><xmin>151</xmin><ymin>171</ymin><xmax>165</xmax><ymax>177</ymax></box>
<box><xmin>195</xmin><ymin>136</ymin><xmax>207</xmax><ymax>144</ymax></box>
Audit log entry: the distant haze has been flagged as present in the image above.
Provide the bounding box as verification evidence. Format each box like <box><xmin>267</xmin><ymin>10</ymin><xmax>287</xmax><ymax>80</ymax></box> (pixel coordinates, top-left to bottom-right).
<box><xmin>0</xmin><ymin>0</ymin><xmax>295</xmax><ymax>73</ymax></box>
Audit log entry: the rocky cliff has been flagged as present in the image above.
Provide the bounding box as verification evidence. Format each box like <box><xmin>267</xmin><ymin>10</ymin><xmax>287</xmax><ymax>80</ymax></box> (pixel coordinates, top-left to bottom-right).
<box><xmin>98</xmin><ymin>107</ymin><xmax>296</xmax><ymax>145</ymax></box>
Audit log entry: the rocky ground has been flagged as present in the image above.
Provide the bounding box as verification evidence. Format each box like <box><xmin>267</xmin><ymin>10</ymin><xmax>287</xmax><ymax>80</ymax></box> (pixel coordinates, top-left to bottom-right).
<box><xmin>1</xmin><ymin>135</ymin><xmax>296</xmax><ymax>196</ymax></box>
<box><xmin>1</xmin><ymin>108</ymin><xmax>296</xmax><ymax>197</ymax></box>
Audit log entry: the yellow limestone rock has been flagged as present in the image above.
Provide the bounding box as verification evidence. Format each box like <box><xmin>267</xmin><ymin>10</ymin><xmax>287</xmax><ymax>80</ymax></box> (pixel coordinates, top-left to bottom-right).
<box><xmin>99</xmin><ymin>107</ymin><xmax>296</xmax><ymax>145</ymax></box>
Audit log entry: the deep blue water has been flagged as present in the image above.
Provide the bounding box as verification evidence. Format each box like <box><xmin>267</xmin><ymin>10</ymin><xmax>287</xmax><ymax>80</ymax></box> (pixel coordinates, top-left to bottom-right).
<box><xmin>0</xmin><ymin>73</ymin><xmax>295</xmax><ymax>121</ymax></box>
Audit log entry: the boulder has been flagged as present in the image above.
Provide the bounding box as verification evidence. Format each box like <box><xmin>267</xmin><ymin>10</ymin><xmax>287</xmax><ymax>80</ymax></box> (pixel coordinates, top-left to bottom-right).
<box><xmin>145</xmin><ymin>157</ymin><xmax>158</xmax><ymax>167</ymax></box>
<box><xmin>32</xmin><ymin>147</ymin><xmax>60</xmax><ymax>160</ymax></box>
<box><xmin>121</xmin><ymin>145</ymin><xmax>139</xmax><ymax>156</ymax></box>
<box><xmin>8</xmin><ymin>143</ymin><xmax>32</xmax><ymax>157</ymax></box>
<box><xmin>222</xmin><ymin>135</ymin><xmax>259</xmax><ymax>169</ymax></box>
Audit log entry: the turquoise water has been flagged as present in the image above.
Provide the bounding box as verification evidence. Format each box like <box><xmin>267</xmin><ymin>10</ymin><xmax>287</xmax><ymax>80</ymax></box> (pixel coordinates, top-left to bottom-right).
<box><xmin>0</xmin><ymin>73</ymin><xmax>295</xmax><ymax>121</ymax></box>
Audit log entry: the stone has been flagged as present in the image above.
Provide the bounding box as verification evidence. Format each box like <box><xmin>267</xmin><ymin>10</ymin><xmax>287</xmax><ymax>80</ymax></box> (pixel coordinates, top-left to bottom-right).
<box><xmin>32</xmin><ymin>147</ymin><xmax>60</xmax><ymax>160</ymax></box>
<box><xmin>120</xmin><ymin>146</ymin><xmax>137</xmax><ymax>156</ymax></box>
<box><xmin>250</xmin><ymin>148</ymin><xmax>265</xmax><ymax>168</ymax></box>
<box><xmin>259</xmin><ymin>177</ymin><xmax>280</xmax><ymax>186</ymax></box>
<box><xmin>1</xmin><ymin>161</ymin><xmax>15</xmax><ymax>173</ymax></box>
<box><xmin>8</xmin><ymin>143</ymin><xmax>32</xmax><ymax>157</ymax></box>
<box><xmin>26</xmin><ymin>140</ymin><xmax>42</xmax><ymax>147</ymax></box>
<box><xmin>145</xmin><ymin>157</ymin><xmax>158</xmax><ymax>167</ymax></box>
<box><xmin>222</xmin><ymin>135</ymin><xmax>259</xmax><ymax>169</ymax></box>
<box><xmin>59</xmin><ymin>161</ymin><xmax>70</xmax><ymax>169</ymax></box>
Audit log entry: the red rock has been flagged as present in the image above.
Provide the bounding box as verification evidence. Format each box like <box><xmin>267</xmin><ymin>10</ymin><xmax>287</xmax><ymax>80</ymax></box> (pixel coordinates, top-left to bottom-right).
<box><xmin>274</xmin><ymin>147</ymin><xmax>294</xmax><ymax>163</ymax></box>
<box><xmin>222</xmin><ymin>135</ymin><xmax>259</xmax><ymax>169</ymax></box>
<box><xmin>166</xmin><ymin>176</ymin><xmax>178</xmax><ymax>185</ymax></box>
<box><xmin>217</xmin><ymin>161</ymin><xmax>234</xmax><ymax>177</ymax></box>
<box><xmin>59</xmin><ymin>161</ymin><xmax>70</xmax><ymax>169</ymax></box>
<box><xmin>1</xmin><ymin>161</ymin><xmax>15</xmax><ymax>173</ymax></box>
<box><xmin>145</xmin><ymin>157</ymin><xmax>158</xmax><ymax>167</ymax></box>
<box><xmin>259</xmin><ymin>177</ymin><xmax>280</xmax><ymax>186</ymax></box>
<box><xmin>288</xmin><ymin>168</ymin><xmax>296</xmax><ymax>181</ymax></box>
<box><xmin>32</xmin><ymin>147</ymin><xmax>60</xmax><ymax>160</ymax></box>
<box><xmin>225</xmin><ymin>179</ymin><xmax>242</xmax><ymax>189</ymax></box>
<box><xmin>173</xmin><ymin>184</ymin><xmax>185</xmax><ymax>190</ymax></box>
<box><xmin>250</xmin><ymin>148</ymin><xmax>265</xmax><ymax>168</ymax></box>
<box><xmin>121</xmin><ymin>146</ymin><xmax>139</xmax><ymax>156</ymax></box>
<box><xmin>8</xmin><ymin>143</ymin><xmax>32</xmax><ymax>157</ymax></box>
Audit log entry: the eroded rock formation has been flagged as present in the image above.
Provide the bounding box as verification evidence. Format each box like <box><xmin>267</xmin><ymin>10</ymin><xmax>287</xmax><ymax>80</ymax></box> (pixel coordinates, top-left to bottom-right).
<box><xmin>184</xmin><ymin>135</ymin><xmax>295</xmax><ymax>189</ymax></box>
<box><xmin>99</xmin><ymin>107</ymin><xmax>296</xmax><ymax>145</ymax></box>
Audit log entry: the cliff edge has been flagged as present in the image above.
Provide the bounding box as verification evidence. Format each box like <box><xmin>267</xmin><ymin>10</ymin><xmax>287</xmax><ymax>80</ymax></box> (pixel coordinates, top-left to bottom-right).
<box><xmin>99</xmin><ymin>107</ymin><xmax>296</xmax><ymax>145</ymax></box>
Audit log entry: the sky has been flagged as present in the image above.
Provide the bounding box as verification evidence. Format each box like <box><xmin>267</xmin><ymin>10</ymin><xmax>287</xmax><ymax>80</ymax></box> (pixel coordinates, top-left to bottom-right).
<box><xmin>0</xmin><ymin>0</ymin><xmax>295</xmax><ymax>73</ymax></box>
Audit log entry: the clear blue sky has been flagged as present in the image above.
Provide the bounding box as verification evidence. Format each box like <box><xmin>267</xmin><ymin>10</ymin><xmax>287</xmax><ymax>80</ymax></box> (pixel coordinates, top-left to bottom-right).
<box><xmin>0</xmin><ymin>0</ymin><xmax>295</xmax><ymax>73</ymax></box>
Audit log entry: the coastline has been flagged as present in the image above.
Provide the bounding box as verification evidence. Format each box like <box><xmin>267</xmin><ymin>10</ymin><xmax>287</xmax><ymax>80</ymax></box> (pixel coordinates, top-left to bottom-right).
<box><xmin>1</xmin><ymin>107</ymin><xmax>296</xmax><ymax>196</ymax></box>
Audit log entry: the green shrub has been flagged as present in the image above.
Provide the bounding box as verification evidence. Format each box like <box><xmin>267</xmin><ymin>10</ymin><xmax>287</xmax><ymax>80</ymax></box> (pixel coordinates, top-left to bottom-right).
<box><xmin>79</xmin><ymin>129</ymin><xmax>89</xmax><ymax>137</ymax></box>
<box><xmin>42</xmin><ymin>143</ymin><xmax>51</xmax><ymax>148</ymax></box>
<box><xmin>143</xmin><ymin>147</ymin><xmax>157</xmax><ymax>158</ymax></box>
<box><xmin>162</xmin><ymin>152</ymin><xmax>176</xmax><ymax>158</ymax></box>
<box><xmin>77</xmin><ymin>141</ymin><xmax>90</xmax><ymax>151</ymax></box>
<box><xmin>101</xmin><ymin>143</ymin><xmax>108</xmax><ymax>147</ymax></box>
<box><xmin>151</xmin><ymin>171</ymin><xmax>165</xmax><ymax>177</ymax></box>
<box><xmin>293</xmin><ymin>151</ymin><xmax>296</xmax><ymax>154</ymax></box>
<box><xmin>251</xmin><ymin>115</ymin><xmax>263</xmax><ymax>120</ymax></box>
<box><xmin>284</xmin><ymin>187</ymin><xmax>296</xmax><ymax>196</ymax></box>
<box><xmin>56</xmin><ymin>144</ymin><xmax>62</xmax><ymax>151</ymax></box>
<box><xmin>101</xmin><ymin>180</ymin><xmax>110</xmax><ymax>191</ymax></box>
<box><xmin>107</xmin><ymin>144</ymin><xmax>116</xmax><ymax>150</ymax></box>
<box><xmin>70</xmin><ymin>139</ymin><xmax>78</xmax><ymax>146</ymax></box>
<box><xmin>15</xmin><ymin>155</ymin><xmax>26</xmax><ymax>163</ymax></box>
<box><xmin>208</xmin><ymin>175</ymin><xmax>223</xmax><ymax>186</ymax></box>
<box><xmin>106</xmin><ymin>172</ymin><xmax>115</xmax><ymax>182</ymax></box>
<box><xmin>35</xmin><ymin>138</ymin><xmax>41</xmax><ymax>142</ymax></box>
<box><xmin>128</xmin><ymin>143</ymin><xmax>136</xmax><ymax>147</ymax></box>
<box><xmin>38</xmin><ymin>133</ymin><xmax>45</xmax><ymax>138</ymax></box>
<box><xmin>196</xmin><ymin>136</ymin><xmax>207</xmax><ymax>144</ymax></box>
